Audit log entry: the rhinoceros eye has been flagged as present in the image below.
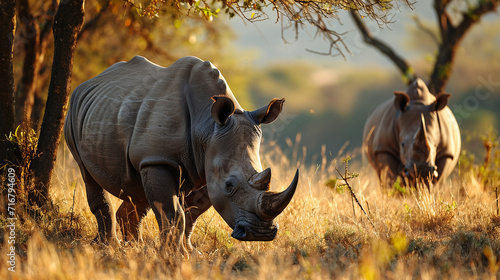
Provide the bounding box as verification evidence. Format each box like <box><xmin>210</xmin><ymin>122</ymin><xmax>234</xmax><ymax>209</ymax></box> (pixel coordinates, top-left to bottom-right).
<box><xmin>224</xmin><ymin>177</ymin><xmax>237</xmax><ymax>195</ymax></box>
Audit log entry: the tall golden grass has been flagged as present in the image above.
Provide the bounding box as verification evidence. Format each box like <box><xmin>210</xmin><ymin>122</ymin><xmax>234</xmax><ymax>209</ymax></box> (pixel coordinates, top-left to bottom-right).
<box><xmin>1</xmin><ymin>134</ymin><xmax>500</xmax><ymax>279</ymax></box>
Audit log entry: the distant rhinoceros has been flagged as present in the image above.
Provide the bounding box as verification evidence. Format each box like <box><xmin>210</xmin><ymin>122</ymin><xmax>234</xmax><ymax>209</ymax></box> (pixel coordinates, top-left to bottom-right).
<box><xmin>64</xmin><ymin>56</ymin><xmax>299</xmax><ymax>252</ymax></box>
<box><xmin>362</xmin><ymin>78</ymin><xmax>460</xmax><ymax>187</ymax></box>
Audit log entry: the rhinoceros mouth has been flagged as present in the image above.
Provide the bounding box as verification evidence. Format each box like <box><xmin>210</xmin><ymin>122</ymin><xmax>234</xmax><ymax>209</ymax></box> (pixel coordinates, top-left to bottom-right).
<box><xmin>231</xmin><ymin>214</ymin><xmax>278</xmax><ymax>241</ymax></box>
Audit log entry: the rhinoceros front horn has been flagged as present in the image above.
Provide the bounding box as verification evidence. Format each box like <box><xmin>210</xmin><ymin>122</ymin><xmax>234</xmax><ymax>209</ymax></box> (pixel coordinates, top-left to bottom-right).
<box><xmin>257</xmin><ymin>169</ymin><xmax>299</xmax><ymax>221</ymax></box>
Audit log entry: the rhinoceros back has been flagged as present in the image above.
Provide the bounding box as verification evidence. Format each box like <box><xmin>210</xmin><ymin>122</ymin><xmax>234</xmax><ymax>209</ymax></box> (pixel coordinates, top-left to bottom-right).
<box><xmin>65</xmin><ymin>56</ymin><xmax>230</xmax><ymax>197</ymax></box>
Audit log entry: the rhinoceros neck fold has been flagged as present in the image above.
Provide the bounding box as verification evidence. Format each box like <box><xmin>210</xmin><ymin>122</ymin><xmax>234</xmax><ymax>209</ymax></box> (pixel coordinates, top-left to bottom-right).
<box><xmin>187</xmin><ymin>106</ymin><xmax>213</xmax><ymax>188</ymax></box>
<box><xmin>182</xmin><ymin>58</ymin><xmax>243</xmax><ymax>189</ymax></box>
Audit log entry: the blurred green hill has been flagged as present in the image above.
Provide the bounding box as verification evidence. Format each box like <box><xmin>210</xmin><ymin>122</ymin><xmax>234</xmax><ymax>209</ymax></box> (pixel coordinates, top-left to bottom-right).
<box><xmin>246</xmin><ymin>58</ymin><xmax>500</xmax><ymax>163</ymax></box>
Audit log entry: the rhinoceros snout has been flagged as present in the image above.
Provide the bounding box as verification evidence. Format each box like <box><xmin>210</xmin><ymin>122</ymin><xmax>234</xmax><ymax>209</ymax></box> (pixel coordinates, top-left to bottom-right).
<box><xmin>231</xmin><ymin>216</ymin><xmax>279</xmax><ymax>241</ymax></box>
<box><xmin>404</xmin><ymin>165</ymin><xmax>438</xmax><ymax>181</ymax></box>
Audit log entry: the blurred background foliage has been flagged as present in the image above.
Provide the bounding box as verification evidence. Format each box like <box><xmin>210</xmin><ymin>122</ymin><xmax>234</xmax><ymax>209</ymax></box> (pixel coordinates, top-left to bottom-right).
<box><xmin>13</xmin><ymin>0</ymin><xmax>500</xmax><ymax>165</ymax></box>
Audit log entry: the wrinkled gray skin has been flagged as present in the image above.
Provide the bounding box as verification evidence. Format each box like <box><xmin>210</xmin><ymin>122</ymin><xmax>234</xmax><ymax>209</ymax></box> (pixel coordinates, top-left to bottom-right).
<box><xmin>363</xmin><ymin>78</ymin><xmax>461</xmax><ymax>187</ymax></box>
<box><xmin>64</xmin><ymin>56</ymin><xmax>299</xmax><ymax>252</ymax></box>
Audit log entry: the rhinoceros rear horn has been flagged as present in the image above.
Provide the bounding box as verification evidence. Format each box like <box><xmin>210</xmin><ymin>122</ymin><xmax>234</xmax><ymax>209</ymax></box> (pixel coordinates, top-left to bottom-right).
<box><xmin>249</xmin><ymin>168</ymin><xmax>272</xmax><ymax>191</ymax></box>
<box><xmin>250</xmin><ymin>98</ymin><xmax>285</xmax><ymax>125</ymax></box>
<box><xmin>257</xmin><ymin>169</ymin><xmax>299</xmax><ymax>221</ymax></box>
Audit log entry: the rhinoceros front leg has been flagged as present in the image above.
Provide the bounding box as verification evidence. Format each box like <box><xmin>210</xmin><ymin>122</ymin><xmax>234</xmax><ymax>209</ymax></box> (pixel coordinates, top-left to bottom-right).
<box><xmin>183</xmin><ymin>186</ymin><xmax>212</xmax><ymax>251</ymax></box>
<box><xmin>435</xmin><ymin>156</ymin><xmax>454</xmax><ymax>185</ymax></box>
<box><xmin>116</xmin><ymin>200</ymin><xmax>150</xmax><ymax>242</ymax></box>
<box><xmin>140</xmin><ymin>165</ymin><xmax>187</xmax><ymax>254</ymax></box>
<box><xmin>375</xmin><ymin>152</ymin><xmax>402</xmax><ymax>188</ymax></box>
<box><xmin>83</xmin><ymin>171</ymin><xmax>119</xmax><ymax>246</ymax></box>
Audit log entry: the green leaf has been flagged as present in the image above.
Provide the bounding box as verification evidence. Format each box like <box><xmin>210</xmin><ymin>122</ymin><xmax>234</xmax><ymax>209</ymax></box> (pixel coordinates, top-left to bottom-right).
<box><xmin>174</xmin><ymin>19</ymin><xmax>182</xmax><ymax>29</ymax></box>
<box><xmin>325</xmin><ymin>178</ymin><xmax>338</xmax><ymax>189</ymax></box>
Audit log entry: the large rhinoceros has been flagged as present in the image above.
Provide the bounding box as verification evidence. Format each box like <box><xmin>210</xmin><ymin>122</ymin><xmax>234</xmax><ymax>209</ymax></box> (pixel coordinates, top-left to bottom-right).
<box><xmin>64</xmin><ymin>56</ymin><xmax>299</xmax><ymax>252</ymax></box>
<box><xmin>362</xmin><ymin>78</ymin><xmax>460</xmax><ymax>187</ymax></box>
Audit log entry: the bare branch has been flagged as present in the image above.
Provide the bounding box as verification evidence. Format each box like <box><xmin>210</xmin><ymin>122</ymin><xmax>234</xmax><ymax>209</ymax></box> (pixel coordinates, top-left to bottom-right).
<box><xmin>412</xmin><ymin>15</ymin><xmax>440</xmax><ymax>46</ymax></box>
<box><xmin>39</xmin><ymin>0</ymin><xmax>57</xmax><ymax>45</ymax></box>
<box><xmin>433</xmin><ymin>0</ymin><xmax>453</xmax><ymax>39</ymax></box>
<box><xmin>350</xmin><ymin>10</ymin><xmax>415</xmax><ymax>84</ymax></box>
<box><xmin>454</xmin><ymin>0</ymin><xmax>499</xmax><ymax>41</ymax></box>
<box><xmin>77</xmin><ymin>1</ymin><xmax>110</xmax><ymax>41</ymax></box>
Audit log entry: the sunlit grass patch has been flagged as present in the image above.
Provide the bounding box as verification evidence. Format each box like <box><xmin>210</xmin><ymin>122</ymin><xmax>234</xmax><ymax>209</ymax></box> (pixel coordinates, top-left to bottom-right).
<box><xmin>2</xmin><ymin>134</ymin><xmax>500</xmax><ymax>279</ymax></box>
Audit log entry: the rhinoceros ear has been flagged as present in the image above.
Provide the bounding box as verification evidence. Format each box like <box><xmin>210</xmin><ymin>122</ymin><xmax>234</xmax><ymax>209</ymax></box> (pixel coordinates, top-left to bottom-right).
<box><xmin>433</xmin><ymin>93</ymin><xmax>451</xmax><ymax>111</ymax></box>
<box><xmin>394</xmin><ymin>91</ymin><xmax>410</xmax><ymax>112</ymax></box>
<box><xmin>211</xmin><ymin>96</ymin><xmax>235</xmax><ymax>126</ymax></box>
<box><xmin>250</xmin><ymin>98</ymin><xmax>285</xmax><ymax>125</ymax></box>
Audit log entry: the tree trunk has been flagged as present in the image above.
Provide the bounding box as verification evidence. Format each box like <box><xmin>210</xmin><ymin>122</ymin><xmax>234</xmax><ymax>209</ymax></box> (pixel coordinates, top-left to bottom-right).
<box><xmin>15</xmin><ymin>0</ymin><xmax>41</xmax><ymax>126</ymax></box>
<box><xmin>0</xmin><ymin>0</ymin><xmax>17</xmax><ymax>157</ymax></box>
<box><xmin>428</xmin><ymin>39</ymin><xmax>457</xmax><ymax>95</ymax></box>
<box><xmin>15</xmin><ymin>0</ymin><xmax>56</xmax><ymax>129</ymax></box>
<box><xmin>0</xmin><ymin>0</ymin><xmax>17</xmax><ymax>214</ymax></box>
<box><xmin>28</xmin><ymin>0</ymin><xmax>85</xmax><ymax>210</ymax></box>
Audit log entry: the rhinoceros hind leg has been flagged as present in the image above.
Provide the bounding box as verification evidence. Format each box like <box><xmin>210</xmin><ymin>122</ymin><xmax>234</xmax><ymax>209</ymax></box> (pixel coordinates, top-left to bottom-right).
<box><xmin>141</xmin><ymin>165</ymin><xmax>188</xmax><ymax>255</ymax></box>
<box><xmin>375</xmin><ymin>152</ymin><xmax>401</xmax><ymax>188</ymax></box>
<box><xmin>116</xmin><ymin>200</ymin><xmax>150</xmax><ymax>242</ymax></box>
<box><xmin>83</xmin><ymin>170</ymin><xmax>119</xmax><ymax>246</ymax></box>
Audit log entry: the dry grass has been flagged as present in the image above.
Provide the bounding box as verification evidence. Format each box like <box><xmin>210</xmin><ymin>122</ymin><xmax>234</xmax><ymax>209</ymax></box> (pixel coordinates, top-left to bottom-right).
<box><xmin>2</xmin><ymin>139</ymin><xmax>500</xmax><ymax>279</ymax></box>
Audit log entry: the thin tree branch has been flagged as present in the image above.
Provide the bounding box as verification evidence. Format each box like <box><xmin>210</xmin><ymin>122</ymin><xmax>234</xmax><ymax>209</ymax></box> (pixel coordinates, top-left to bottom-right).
<box><xmin>412</xmin><ymin>15</ymin><xmax>440</xmax><ymax>46</ymax></box>
<box><xmin>77</xmin><ymin>0</ymin><xmax>110</xmax><ymax>41</ymax></box>
<box><xmin>433</xmin><ymin>0</ymin><xmax>452</xmax><ymax>39</ymax></box>
<box><xmin>350</xmin><ymin>10</ymin><xmax>415</xmax><ymax>84</ymax></box>
<box><xmin>455</xmin><ymin>0</ymin><xmax>499</xmax><ymax>41</ymax></box>
<box><xmin>39</xmin><ymin>0</ymin><xmax>57</xmax><ymax>46</ymax></box>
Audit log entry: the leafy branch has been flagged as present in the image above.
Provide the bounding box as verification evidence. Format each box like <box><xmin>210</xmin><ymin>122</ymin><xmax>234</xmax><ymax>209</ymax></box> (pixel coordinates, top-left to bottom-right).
<box><xmin>123</xmin><ymin>0</ymin><xmax>413</xmax><ymax>57</ymax></box>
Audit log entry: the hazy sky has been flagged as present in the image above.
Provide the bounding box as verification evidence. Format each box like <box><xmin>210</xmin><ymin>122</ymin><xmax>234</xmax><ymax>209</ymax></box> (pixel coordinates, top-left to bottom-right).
<box><xmin>224</xmin><ymin>1</ymin><xmax>490</xmax><ymax>68</ymax></box>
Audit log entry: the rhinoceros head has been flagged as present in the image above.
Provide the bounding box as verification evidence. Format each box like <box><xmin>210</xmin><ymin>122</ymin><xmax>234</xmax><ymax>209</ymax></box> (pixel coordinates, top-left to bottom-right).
<box><xmin>393</xmin><ymin>78</ymin><xmax>451</xmax><ymax>183</ymax></box>
<box><xmin>204</xmin><ymin>96</ymin><xmax>299</xmax><ymax>241</ymax></box>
